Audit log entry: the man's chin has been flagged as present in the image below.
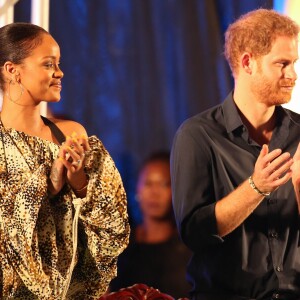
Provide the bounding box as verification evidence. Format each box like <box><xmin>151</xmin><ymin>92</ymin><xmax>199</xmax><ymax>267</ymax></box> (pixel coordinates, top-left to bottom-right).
<box><xmin>271</xmin><ymin>92</ymin><xmax>292</xmax><ymax>105</ymax></box>
<box><xmin>280</xmin><ymin>93</ymin><xmax>292</xmax><ymax>104</ymax></box>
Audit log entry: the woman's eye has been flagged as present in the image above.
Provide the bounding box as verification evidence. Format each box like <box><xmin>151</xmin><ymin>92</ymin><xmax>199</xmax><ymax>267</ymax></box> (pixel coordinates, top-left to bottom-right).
<box><xmin>45</xmin><ymin>63</ymin><xmax>54</xmax><ymax>68</ymax></box>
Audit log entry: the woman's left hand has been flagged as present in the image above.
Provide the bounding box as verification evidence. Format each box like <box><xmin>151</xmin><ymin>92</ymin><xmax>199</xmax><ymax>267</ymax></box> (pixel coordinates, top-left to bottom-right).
<box><xmin>60</xmin><ymin>132</ymin><xmax>91</xmax><ymax>195</ymax></box>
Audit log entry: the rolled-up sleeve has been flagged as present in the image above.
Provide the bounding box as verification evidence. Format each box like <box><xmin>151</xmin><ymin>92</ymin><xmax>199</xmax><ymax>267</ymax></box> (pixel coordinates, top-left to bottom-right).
<box><xmin>171</xmin><ymin>122</ymin><xmax>223</xmax><ymax>252</ymax></box>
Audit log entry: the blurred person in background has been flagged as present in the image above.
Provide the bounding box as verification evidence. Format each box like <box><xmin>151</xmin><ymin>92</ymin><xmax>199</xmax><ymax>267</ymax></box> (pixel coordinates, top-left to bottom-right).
<box><xmin>110</xmin><ymin>151</ymin><xmax>191</xmax><ymax>299</ymax></box>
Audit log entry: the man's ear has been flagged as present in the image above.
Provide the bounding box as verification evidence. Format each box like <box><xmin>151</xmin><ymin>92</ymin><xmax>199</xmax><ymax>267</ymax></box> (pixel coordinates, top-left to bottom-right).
<box><xmin>241</xmin><ymin>52</ymin><xmax>253</xmax><ymax>75</ymax></box>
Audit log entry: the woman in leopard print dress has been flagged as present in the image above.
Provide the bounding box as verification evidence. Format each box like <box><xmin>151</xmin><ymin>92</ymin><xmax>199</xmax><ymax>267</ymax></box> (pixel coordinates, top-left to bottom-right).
<box><xmin>0</xmin><ymin>23</ymin><xmax>129</xmax><ymax>299</ymax></box>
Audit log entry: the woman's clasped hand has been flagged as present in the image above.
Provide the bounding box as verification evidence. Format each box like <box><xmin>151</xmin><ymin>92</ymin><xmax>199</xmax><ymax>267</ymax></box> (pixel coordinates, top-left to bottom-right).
<box><xmin>48</xmin><ymin>132</ymin><xmax>91</xmax><ymax>197</ymax></box>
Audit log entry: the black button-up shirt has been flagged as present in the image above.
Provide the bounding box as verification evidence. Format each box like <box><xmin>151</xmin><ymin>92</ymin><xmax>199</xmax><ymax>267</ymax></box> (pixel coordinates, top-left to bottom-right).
<box><xmin>171</xmin><ymin>93</ymin><xmax>300</xmax><ymax>299</ymax></box>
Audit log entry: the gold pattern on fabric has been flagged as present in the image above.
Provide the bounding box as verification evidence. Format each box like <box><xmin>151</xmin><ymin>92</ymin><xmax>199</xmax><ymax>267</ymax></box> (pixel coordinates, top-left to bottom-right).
<box><xmin>0</xmin><ymin>124</ymin><xmax>130</xmax><ymax>299</ymax></box>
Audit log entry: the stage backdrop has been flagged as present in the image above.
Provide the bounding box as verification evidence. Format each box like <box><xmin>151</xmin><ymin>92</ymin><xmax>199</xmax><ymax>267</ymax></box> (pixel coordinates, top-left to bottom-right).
<box><xmin>14</xmin><ymin>0</ymin><xmax>273</xmax><ymax>224</ymax></box>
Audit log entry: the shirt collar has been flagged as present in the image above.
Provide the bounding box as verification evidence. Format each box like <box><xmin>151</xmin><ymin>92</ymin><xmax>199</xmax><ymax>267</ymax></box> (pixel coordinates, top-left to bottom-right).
<box><xmin>222</xmin><ymin>91</ymin><xmax>243</xmax><ymax>134</ymax></box>
<box><xmin>222</xmin><ymin>91</ymin><xmax>293</xmax><ymax>135</ymax></box>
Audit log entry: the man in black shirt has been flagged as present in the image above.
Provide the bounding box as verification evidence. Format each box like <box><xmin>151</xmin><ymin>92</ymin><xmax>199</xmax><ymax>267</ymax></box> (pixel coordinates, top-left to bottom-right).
<box><xmin>171</xmin><ymin>9</ymin><xmax>300</xmax><ymax>300</ymax></box>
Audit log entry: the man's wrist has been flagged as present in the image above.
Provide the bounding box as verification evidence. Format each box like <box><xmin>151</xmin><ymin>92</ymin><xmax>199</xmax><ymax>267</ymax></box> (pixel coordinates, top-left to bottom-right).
<box><xmin>248</xmin><ymin>176</ymin><xmax>271</xmax><ymax>197</ymax></box>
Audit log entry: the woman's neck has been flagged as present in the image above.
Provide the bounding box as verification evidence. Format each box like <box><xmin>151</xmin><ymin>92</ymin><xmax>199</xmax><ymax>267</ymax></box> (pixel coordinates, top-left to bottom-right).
<box><xmin>0</xmin><ymin>102</ymin><xmax>53</xmax><ymax>141</ymax></box>
<box><xmin>135</xmin><ymin>218</ymin><xmax>176</xmax><ymax>244</ymax></box>
<box><xmin>1</xmin><ymin>100</ymin><xmax>43</xmax><ymax>131</ymax></box>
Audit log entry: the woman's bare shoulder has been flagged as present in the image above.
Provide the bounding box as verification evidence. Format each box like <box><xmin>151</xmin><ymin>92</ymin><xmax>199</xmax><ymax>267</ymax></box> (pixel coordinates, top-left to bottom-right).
<box><xmin>47</xmin><ymin>117</ymin><xmax>88</xmax><ymax>137</ymax></box>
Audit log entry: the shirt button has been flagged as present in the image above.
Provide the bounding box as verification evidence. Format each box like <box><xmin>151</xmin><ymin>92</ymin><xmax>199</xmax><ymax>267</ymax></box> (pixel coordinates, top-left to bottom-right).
<box><xmin>276</xmin><ymin>266</ymin><xmax>282</xmax><ymax>272</ymax></box>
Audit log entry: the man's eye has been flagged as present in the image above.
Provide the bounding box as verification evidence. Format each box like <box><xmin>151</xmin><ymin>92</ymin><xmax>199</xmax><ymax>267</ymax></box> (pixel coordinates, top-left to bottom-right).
<box><xmin>277</xmin><ymin>62</ymin><xmax>288</xmax><ymax>67</ymax></box>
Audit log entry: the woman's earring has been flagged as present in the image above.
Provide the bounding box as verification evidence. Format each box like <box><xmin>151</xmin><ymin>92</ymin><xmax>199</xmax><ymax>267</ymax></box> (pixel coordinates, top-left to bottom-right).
<box><xmin>6</xmin><ymin>78</ymin><xmax>24</xmax><ymax>104</ymax></box>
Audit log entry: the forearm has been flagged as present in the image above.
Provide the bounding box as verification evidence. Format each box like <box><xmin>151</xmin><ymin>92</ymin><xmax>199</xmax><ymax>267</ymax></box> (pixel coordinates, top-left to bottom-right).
<box><xmin>292</xmin><ymin>159</ymin><xmax>300</xmax><ymax>214</ymax></box>
<box><xmin>215</xmin><ymin>179</ymin><xmax>265</xmax><ymax>237</ymax></box>
<box><xmin>216</xmin><ymin>144</ymin><xmax>294</xmax><ymax>237</ymax></box>
<box><xmin>48</xmin><ymin>158</ymin><xmax>66</xmax><ymax>196</ymax></box>
<box><xmin>293</xmin><ymin>180</ymin><xmax>300</xmax><ymax>214</ymax></box>
<box><xmin>69</xmin><ymin>172</ymin><xmax>89</xmax><ymax>198</ymax></box>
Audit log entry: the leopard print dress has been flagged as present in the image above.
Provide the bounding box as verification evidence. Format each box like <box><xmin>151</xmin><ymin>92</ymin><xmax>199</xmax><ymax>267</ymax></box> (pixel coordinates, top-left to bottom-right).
<box><xmin>0</xmin><ymin>125</ymin><xmax>130</xmax><ymax>299</ymax></box>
